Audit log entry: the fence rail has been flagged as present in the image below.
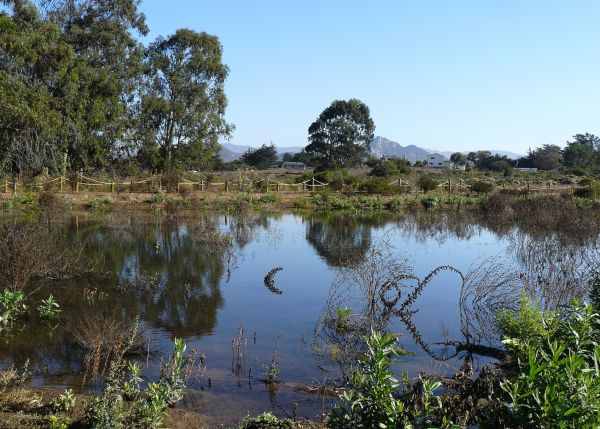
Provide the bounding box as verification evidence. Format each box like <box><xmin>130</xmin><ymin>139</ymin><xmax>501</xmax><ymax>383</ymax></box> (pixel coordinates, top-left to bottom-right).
<box><xmin>0</xmin><ymin>174</ymin><xmax>586</xmax><ymax>196</ymax></box>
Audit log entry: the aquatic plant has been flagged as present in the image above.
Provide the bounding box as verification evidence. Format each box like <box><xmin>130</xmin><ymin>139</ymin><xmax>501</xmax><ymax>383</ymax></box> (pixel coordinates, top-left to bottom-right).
<box><xmin>37</xmin><ymin>294</ymin><xmax>61</xmax><ymax>319</ymax></box>
<box><xmin>0</xmin><ymin>289</ymin><xmax>27</xmax><ymax>328</ymax></box>
<box><xmin>85</xmin><ymin>338</ymin><xmax>189</xmax><ymax>429</ymax></box>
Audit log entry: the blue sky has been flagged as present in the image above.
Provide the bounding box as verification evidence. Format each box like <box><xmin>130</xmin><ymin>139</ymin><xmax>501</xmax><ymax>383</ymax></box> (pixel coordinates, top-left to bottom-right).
<box><xmin>143</xmin><ymin>1</ymin><xmax>599</xmax><ymax>153</ymax></box>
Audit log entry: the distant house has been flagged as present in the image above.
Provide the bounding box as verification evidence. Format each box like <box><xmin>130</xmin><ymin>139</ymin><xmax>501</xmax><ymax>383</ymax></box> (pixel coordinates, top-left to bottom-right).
<box><xmin>515</xmin><ymin>167</ymin><xmax>538</xmax><ymax>173</ymax></box>
<box><xmin>281</xmin><ymin>161</ymin><xmax>307</xmax><ymax>170</ymax></box>
<box><xmin>425</xmin><ymin>153</ymin><xmax>448</xmax><ymax>168</ymax></box>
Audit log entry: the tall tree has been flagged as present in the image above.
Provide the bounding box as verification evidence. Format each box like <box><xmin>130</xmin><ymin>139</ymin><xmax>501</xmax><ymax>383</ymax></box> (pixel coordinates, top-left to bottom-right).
<box><xmin>241</xmin><ymin>143</ymin><xmax>278</xmax><ymax>169</ymax></box>
<box><xmin>138</xmin><ymin>28</ymin><xmax>232</xmax><ymax>171</ymax></box>
<box><xmin>562</xmin><ymin>133</ymin><xmax>600</xmax><ymax>170</ymax></box>
<box><xmin>528</xmin><ymin>144</ymin><xmax>563</xmax><ymax>170</ymax></box>
<box><xmin>450</xmin><ymin>152</ymin><xmax>467</xmax><ymax>166</ymax></box>
<box><xmin>306</xmin><ymin>99</ymin><xmax>375</xmax><ymax>169</ymax></box>
<box><xmin>0</xmin><ymin>1</ymin><xmax>72</xmax><ymax>177</ymax></box>
<box><xmin>40</xmin><ymin>0</ymin><xmax>148</xmax><ymax>170</ymax></box>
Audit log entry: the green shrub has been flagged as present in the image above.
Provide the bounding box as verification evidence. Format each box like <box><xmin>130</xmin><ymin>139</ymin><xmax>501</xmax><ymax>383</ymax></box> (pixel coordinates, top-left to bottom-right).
<box><xmin>386</xmin><ymin>197</ymin><xmax>405</xmax><ymax>212</ymax></box>
<box><xmin>260</xmin><ymin>193</ymin><xmax>282</xmax><ymax>203</ymax></box>
<box><xmin>358</xmin><ymin>178</ymin><xmax>392</xmax><ymax>194</ymax></box>
<box><xmin>574</xmin><ymin>179</ymin><xmax>600</xmax><ymax>199</ymax></box>
<box><xmin>238</xmin><ymin>412</ymin><xmax>294</xmax><ymax>429</ymax></box>
<box><xmin>470</xmin><ymin>180</ymin><xmax>494</xmax><ymax>194</ymax></box>
<box><xmin>328</xmin><ymin>331</ymin><xmax>405</xmax><ymax>429</ymax></box>
<box><xmin>498</xmin><ymin>299</ymin><xmax>600</xmax><ymax>428</ymax></box>
<box><xmin>48</xmin><ymin>415</ymin><xmax>72</xmax><ymax>429</ymax></box>
<box><xmin>356</xmin><ymin>195</ymin><xmax>382</xmax><ymax>210</ymax></box>
<box><xmin>420</xmin><ymin>196</ymin><xmax>439</xmax><ymax>210</ymax></box>
<box><xmin>52</xmin><ymin>389</ymin><xmax>75</xmax><ymax>412</ymax></box>
<box><xmin>416</xmin><ymin>175</ymin><xmax>439</xmax><ymax>193</ymax></box>
<box><xmin>292</xmin><ymin>197</ymin><xmax>312</xmax><ymax>209</ymax></box>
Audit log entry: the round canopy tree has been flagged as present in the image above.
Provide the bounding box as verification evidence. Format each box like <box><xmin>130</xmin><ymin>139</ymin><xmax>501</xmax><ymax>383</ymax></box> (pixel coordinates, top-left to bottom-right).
<box><xmin>306</xmin><ymin>99</ymin><xmax>375</xmax><ymax>169</ymax></box>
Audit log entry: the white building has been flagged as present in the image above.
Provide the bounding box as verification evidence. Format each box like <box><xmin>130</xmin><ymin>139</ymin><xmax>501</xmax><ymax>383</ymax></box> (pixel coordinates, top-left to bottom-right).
<box><xmin>425</xmin><ymin>153</ymin><xmax>447</xmax><ymax>168</ymax></box>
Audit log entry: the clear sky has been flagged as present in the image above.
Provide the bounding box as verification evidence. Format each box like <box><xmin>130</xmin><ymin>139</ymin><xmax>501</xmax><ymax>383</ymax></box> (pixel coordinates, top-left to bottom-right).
<box><xmin>140</xmin><ymin>0</ymin><xmax>600</xmax><ymax>154</ymax></box>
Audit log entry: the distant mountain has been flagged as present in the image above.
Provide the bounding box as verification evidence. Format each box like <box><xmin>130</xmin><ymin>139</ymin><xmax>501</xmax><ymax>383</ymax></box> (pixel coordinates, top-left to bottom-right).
<box><xmin>369</xmin><ymin>136</ymin><xmax>430</xmax><ymax>163</ymax></box>
<box><xmin>219</xmin><ymin>143</ymin><xmax>303</xmax><ymax>161</ymax></box>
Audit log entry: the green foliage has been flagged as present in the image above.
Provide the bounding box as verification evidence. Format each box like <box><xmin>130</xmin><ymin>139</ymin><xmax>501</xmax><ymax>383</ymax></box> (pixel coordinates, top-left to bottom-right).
<box><xmin>369</xmin><ymin>158</ymin><xmax>411</xmax><ymax>178</ymax></box>
<box><xmin>496</xmin><ymin>292</ymin><xmax>548</xmax><ymax>340</ymax></box>
<box><xmin>315</xmin><ymin>195</ymin><xmax>355</xmax><ymax>210</ymax></box>
<box><xmin>562</xmin><ymin>133</ymin><xmax>600</xmax><ymax>171</ymax></box>
<box><xmin>416</xmin><ymin>175</ymin><xmax>438</xmax><ymax>193</ymax></box>
<box><xmin>292</xmin><ymin>197</ymin><xmax>312</xmax><ymax>209</ymax></box>
<box><xmin>52</xmin><ymin>389</ymin><xmax>75</xmax><ymax>412</ymax></box>
<box><xmin>0</xmin><ymin>289</ymin><xmax>28</xmax><ymax>329</ymax></box>
<box><xmin>498</xmin><ymin>298</ymin><xmax>600</xmax><ymax>428</ymax></box>
<box><xmin>328</xmin><ymin>331</ymin><xmax>405</xmax><ymax>429</ymax></box>
<box><xmin>37</xmin><ymin>294</ymin><xmax>61</xmax><ymax>319</ymax></box>
<box><xmin>420</xmin><ymin>196</ymin><xmax>439</xmax><ymax>210</ymax></box>
<box><xmin>238</xmin><ymin>412</ymin><xmax>294</xmax><ymax>429</ymax></box>
<box><xmin>260</xmin><ymin>193</ymin><xmax>282</xmax><ymax>203</ymax></box>
<box><xmin>356</xmin><ymin>196</ymin><xmax>382</xmax><ymax>210</ymax></box>
<box><xmin>48</xmin><ymin>415</ymin><xmax>72</xmax><ymax>429</ymax></box>
<box><xmin>306</xmin><ymin>99</ymin><xmax>375</xmax><ymax>169</ymax></box>
<box><xmin>139</xmin><ymin>29</ymin><xmax>232</xmax><ymax>171</ymax></box>
<box><xmin>386</xmin><ymin>197</ymin><xmax>405</xmax><ymax>212</ymax></box>
<box><xmin>470</xmin><ymin>180</ymin><xmax>494</xmax><ymax>194</ymax></box>
<box><xmin>574</xmin><ymin>179</ymin><xmax>600</xmax><ymax>199</ymax></box>
<box><xmin>241</xmin><ymin>144</ymin><xmax>278</xmax><ymax>170</ymax></box>
<box><xmin>85</xmin><ymin>338</ymin><xmax>188</xmax><ymax>429</ymax></box>
<box><xmin>357</xmin><ymin>178</ymin><xmax>392</xmax><ymax>194</ymax></box>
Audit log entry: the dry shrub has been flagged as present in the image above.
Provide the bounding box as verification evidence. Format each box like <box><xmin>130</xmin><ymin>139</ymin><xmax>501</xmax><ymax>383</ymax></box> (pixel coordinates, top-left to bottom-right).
<box><xmin>0</xmin><ymin>223</ymin><xmax>96</xmax><ymax>291</ymax></box>
<box><xmin>71</xmin><ymin>312</ymin><xmax>145</xmax><ymax>381</ymax></box>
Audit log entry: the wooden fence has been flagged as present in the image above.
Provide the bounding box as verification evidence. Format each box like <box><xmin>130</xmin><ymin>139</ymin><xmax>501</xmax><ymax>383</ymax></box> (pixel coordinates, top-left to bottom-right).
<box><xmin>0</xmin><ymin>174</ymin><xmax>583</xmax><ymax>195</ymax></box>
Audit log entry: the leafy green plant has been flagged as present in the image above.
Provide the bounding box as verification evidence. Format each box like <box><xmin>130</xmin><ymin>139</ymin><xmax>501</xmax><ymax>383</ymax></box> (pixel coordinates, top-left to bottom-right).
<box><xmin>85</xmin><ymin>338</ymin><xmax>189</xmax><ymax>429</ymax></box>
<box><xmin>48</xmin><ymin>415</ymin><xmax>72</xmax><ymax>429</ymax></box>
<box><xmin>238</xmin><ymin>412</ymin><xmax>294</xmax><ymax>429</ymax></box>
<box><xmin>52</xmin><ymin>388</ymin><xmax>75</xmax><ymax>412</ymax></box>
<box><xmin>0</xmin><ymin>289</ymin><xmax>27</xmax><ymax>328</ymax></box>
<box><xmin>37</xmin><ymin>294</ymin><xmax>61</xmax><ymax>319</ymax></box>
<box><xmin>498</xmin><ymin>299</ymin><xmax>600</xmax><ymax>428</ymax></box>
<box><xmin>386</xmin><ymin>197</ymin><xmax>405</xmax><ymax>212</ymax></box>
<box><xmin>328</xmin><ymin>331</ymin><xmax>405</xmax><ymax>429</ymax></box>
<box><xmin>420</xmin><ymin>196</ymin><xmax>439</xmax><ymax>210</ymax></box>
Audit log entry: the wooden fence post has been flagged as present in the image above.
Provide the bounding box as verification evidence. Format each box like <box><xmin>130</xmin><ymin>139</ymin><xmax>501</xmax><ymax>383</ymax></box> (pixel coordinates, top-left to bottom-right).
<box><xmin>111</xmin><ymin>181</ymin><xmax>115</xmax><ymax>192</ymax></box>
<box><xmin>201</xmin><ymin>180</ymin><xmax>205</xmax><ymax>191</ymax></box>
<box><xmin>311</xmin><ymin>177</ymin><xmax>315</xmax><ymax>191</ymax></box>
<box><xmin>59</xmin><ymin>176</ymin><xmax>63</xmax><ymax>192</ymax></box>
<box><xmin>4</xmin><ymin>179</ymin><xmax>7</xmax><ymax>193</ymax></box>
<box><xmin>75</xmin><ymin>173</ymin><xmax>80</xmax><ymax>192</ymax></box>
<box><xmin>527</xmin><ymin>181</ymin><xmax>530</xmax><ymax>193</ymax></box>
<box><xmin>225</xmin><ymin>181</ymin><xmax>229</xmax><ymax>192</ymax></box>
<box><xmin>447</xmin><ymin>179</ymin><xmax>451</xmax><ymax>194</ymax></box>
<box><xmin>276</xmin><ymin>182</ymin><xmax>280</xmax><ymax>192</ymax></box>
<box><xmin>130</xmin><ymin>179</ymin><xmax>134</xmax><ymax>193</ymax></box>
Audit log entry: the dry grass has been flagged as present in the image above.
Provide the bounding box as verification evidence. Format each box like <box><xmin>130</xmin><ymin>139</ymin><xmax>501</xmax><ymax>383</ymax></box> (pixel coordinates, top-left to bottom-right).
<box><xmin>71</xmin><ymin>312</ymin><xmax>144</xmax><ymax>382</ymax></box>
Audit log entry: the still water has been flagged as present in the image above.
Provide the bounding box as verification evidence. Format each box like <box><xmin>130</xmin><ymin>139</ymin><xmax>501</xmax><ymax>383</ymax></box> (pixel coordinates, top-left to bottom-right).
<box><xmin>0</xmin><ymin>210</ymin><xmax>596</xmax><ymax>426</ymax></box>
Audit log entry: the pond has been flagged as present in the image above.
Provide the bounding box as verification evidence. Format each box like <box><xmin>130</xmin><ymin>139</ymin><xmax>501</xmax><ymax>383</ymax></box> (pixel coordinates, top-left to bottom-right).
<box><xmin>0</xmin><ymin>210</ymin><xmax>597</xmax><ymax>427</ymax></box>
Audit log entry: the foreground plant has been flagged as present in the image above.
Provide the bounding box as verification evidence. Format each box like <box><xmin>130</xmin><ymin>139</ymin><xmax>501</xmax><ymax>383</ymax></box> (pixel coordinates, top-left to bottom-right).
<box><xmin>84</xmin><ymin>338</ymin><xmax>189</xmax><ymax>429</ymax></box>
<box><xmin>499</xmin><ymin>299</ymin><xmax>600</xmax><ymax>428</ymax></box>
<box><xmin>328</xmin><ymin>331</ymin><xmax>405</xmax><ymax>429</ymax></box>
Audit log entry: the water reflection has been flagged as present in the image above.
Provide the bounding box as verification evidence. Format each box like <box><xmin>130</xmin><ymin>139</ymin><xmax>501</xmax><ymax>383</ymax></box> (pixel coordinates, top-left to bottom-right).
<box><xmin>0</xmin><ymin>209</ymin><xmax>598</xmax><ymax>426</ymax></box>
